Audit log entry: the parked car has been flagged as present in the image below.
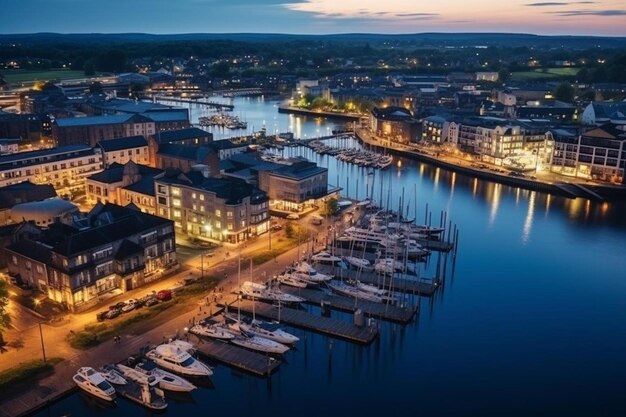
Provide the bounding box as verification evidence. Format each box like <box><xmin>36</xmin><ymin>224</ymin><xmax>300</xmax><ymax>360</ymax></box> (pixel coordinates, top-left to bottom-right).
<box><xmin>105</xmin><ymin>309</ymin><xmax>121</xmax><ymax>320</ymax></box>
<box><xmin>286</xmin><ymin>213</ymin><xmax>300</xmax><ymax>220</ymax></box>
<box><xmin>144</xmin><ymin>297</ymin><xmax>159</xmax><ymax>307</ymax></box>
<box><xmin>121</xmin><ymin>299</ymin><xmax>138</xmax><ymax>313</ymax></box>
<box><xmin>96</xmin><ymin>311</ymin><xmax>109</xmax><ymax>322</ymax></box>
<box><xmin>271</xmin><ymin>224</ymin><xmax>283</xmax><ymax>231</ymax></box>
<box><xmin>156</xmin><ymin>289</ymin><xmax>172</xmax><ymax>301</ymax></box>
<box><xmin>109</xmin><ymin>302</ymin><xmax>126</xmax><ymax>311</ymax></box>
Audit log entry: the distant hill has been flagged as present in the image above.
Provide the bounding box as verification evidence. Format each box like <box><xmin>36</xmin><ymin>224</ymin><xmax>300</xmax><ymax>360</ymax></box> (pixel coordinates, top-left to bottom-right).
<box><xmin>1</xmin><ymin>32</ymin><xmax>626</xmax><ymax>49</ymax></box>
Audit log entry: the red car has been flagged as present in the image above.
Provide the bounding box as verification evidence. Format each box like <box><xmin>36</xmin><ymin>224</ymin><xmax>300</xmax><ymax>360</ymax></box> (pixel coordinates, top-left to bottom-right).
<box><xmin>156</xmin><ymin>289</ymin><xmax>172</xmax><ymax>301</ymax></box>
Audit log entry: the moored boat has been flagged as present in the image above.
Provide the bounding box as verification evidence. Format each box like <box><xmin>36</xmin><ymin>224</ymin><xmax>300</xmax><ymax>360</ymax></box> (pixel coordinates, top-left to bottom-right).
<box><xmin>134</xmin><ymin>360</ymin><xmax>197</xmax><ymax>392</ymax></box>
<box><xmin>73</xmin><ymin>367</ymin><xmax>117</xmax><ymax>402</ymax></box>
<box><xmin>145</xmin><ymin>343</ymin><xmax>213</xmax><ymax>377</ymax></box>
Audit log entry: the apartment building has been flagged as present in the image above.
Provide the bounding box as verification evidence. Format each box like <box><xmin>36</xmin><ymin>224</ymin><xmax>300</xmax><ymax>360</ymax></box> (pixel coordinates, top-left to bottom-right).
<box><xmin>97</xmin><ymin>135</ymin><xmax>149</xmax><ymax>167</ymax></box>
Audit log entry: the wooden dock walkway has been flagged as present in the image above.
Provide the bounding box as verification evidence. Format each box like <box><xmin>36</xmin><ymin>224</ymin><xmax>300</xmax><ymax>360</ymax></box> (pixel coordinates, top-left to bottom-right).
<box><xmin>220</xmin><ymin>299</ymin><xmax>379</xmax><ymax>344</ymax></box>
<box><xmin>194</xmin><ymin>338</ymin><xmax>281</xmax><ymax>377</ymax></box>
<box><xmin>281</xmin><ymin>287</ymin><xmax>416</xmax><ymax>324</ymax></box>
<box><xmin>315</xmin><ymin>265</ymin><xmax>439</xmax><ymax>297</ymax></box>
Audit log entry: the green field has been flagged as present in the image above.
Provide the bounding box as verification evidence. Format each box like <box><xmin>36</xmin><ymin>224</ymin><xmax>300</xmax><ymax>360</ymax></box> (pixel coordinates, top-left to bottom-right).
<box><xmin>510</xmin><ymin>67</ymin><xmax>579</xmax><ymax>81</ymax></box>
<box><xmin>1</xmin><ymin>69</ymin><xmax>90</xmax><ymax>84</ymax></box>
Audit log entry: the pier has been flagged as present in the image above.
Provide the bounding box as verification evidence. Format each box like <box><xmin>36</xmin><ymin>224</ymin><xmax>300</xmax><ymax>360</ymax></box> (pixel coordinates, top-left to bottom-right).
<box><xmin>147</xmin><ymin>95</ymin><xmax>234</xmax><ymax>110</ymax></box>
<box><xmin>281</xmin><ymin>287</ymin><xmax>417</xmax><ymax>323</ymax></box>
<box><xmin>219</xmin><ymin>298</ymin><xmax>379</xmax><ymax>344</ymax></box>
<box><xmin>194</xmin><ymin>338</ymin><xmax>281</xmax><ymax>377</ymax></box>
<box><xmin>278</xmin><ymin>106</ymin><xmax>363</xmax><ymax>120</ymax></box>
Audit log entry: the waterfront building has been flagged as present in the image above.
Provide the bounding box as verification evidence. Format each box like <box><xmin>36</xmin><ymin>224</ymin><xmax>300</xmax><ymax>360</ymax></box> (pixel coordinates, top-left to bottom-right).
<box><xmin>52</xmin><ymin>112</ymin><xmax>190</xmax><ymax>147</ymax></box>
<box><xmin>549</xmin><ymin>124</ymin><xmax>626</xmax><ymax>182</ymax></box>
<box><xmin>154</xmin><ymin>170</ymin><xmax>269</xmax><ymax>243</ymax></box>
<box><xmin>370</xmin><ymin>106</ymin><xmax>420</xmax><ymax>144</ymax></box>
<box><xmin>6</xmin><ymin>203</ymin><xmax>177</xmax><ymax>311</ymax></box>
<box><xmin>85</xmin><ymin>161</ymin><xmax>163</xmax><ymax>213</ymax></box>
<box><xmin>97</xmin><ymin>135</ymin><xmax>149</xmax><ymax>167</ymax></box>
<box><xmin>421</xmin><ymin>115</ymin><xmax>454</xmax><ymax>144</ymax></box>
<box><xmin>0</xmin><ymin>145</ymin><xmax>102</xmax><ymax>195</ymax></box>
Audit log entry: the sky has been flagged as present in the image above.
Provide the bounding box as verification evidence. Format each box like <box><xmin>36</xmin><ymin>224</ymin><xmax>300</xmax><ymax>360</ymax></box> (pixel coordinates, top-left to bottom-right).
<box><xmin>3</xmin><ymin>0</ymin><xmax>626</xmax><ymax>36</ymax></box>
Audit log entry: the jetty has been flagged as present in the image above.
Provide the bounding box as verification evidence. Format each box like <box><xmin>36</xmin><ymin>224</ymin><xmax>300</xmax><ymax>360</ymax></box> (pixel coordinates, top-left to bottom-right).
<box><xmin>219</xmin><ymin>298</ymin><xmax>379</xmax><ymax>344</ymax></box>
<box><xmin>194</xmin><ymin>338</ymin><xmax>281</xmax><ymax>377</ymax></box>
<box><xmin>281</xmin><ymin>287</ymin><xmax>417</xmax><ymax>323</ymax></box>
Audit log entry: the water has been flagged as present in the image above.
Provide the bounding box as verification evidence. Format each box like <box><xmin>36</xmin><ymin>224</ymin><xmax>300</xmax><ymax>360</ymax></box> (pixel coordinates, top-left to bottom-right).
<box><xmin>36</xmin><ymin>97</ymin><xmax>626</xmax><ymax>416</ymax></box>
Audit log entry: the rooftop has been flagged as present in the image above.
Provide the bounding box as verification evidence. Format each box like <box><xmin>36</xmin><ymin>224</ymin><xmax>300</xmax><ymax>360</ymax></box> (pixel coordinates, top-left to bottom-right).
<box><xmin>97</xmin><ymin>135</ymin><xmax>148</xmax><ymax>152</ymax></box>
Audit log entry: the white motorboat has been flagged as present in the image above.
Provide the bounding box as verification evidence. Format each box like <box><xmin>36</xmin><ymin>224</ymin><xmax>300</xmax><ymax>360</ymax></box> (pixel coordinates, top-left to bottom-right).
<box><xmin>240</xmin><ymin>281</ymin><xmax>305</xmax><ymax>305</ymax></box>
<box><xmin>276</xmin><ymin>272</ymin><xmax>308</xmax><ymax>288</ymax></box>
<box><xmin>145</xmin><ymin>343</ymin><xmax>213</xmax><ymax>377</ymax></box>
<box><xmin>292</xmin><ymin>261</ymin><xmax>333</xmax><ymax>283</ymax></box>
<box><xmin>100</xmin><ymin>364</ymin><xmax>128</xmax><ymax>385</ymax></box>
<box><xmin>134</xmin><ymin>360</ymin><xmax>197</xmax><ymax>392</ymax></box>
<box><xmin>241</xmin><ymin>320</ymin><xmax>299</xmax><ymax>345</ymax></box>
<box><xmin>230</xmin><ymin>333</ymin><xmax>290</xmax><ymax>354</ymax></box>
<box><xmin>113</xmin><ymin>364</ymin><xmax>161</xmax><ymax>388</ymax></box>
<box><xmin>113</xmin><ymin>375</ymin><xmax>168</xmax><ymax>411</ymax></box>
<box><xmin>343</xmin><ymin>256</ymin><xmax>374</xmax><ymax>272</ymax></box>
<box><xmin>348</xmin><ymin>280</ymin><xmax>389</xmax><ymax>297</ymax></box>
<box><xmin>374</xmin><ymin>258</ymin><xmax>405</xmax><ymax>274</ymax></box>
<box><xmin>310</xmin><ymin>251</ymin><xmax>342</xmax><ymax>264</ymax></box>
<box><xmin>327</xmin><ymin>281</ymin><xmax>384</xmax><ymax>303</ymax></box>
<box><xmin>73</xmin><ymin>367</ymin><xmax>117</xmax><ymax>402</ymax></box>
<box><xmin>168</xmin><ymin>339</ymin><xmax>197</xmax><ymax>354</ymax></box>
<box><xmin>189</xmin><ymin>321</ymin><xmax>235</xmax><ymax>341</ymax></box>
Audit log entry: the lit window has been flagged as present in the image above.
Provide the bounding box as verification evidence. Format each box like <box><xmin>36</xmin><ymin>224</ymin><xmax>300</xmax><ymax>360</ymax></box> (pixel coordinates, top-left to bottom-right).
<box><xmin>192</xmin><ymin>193</ymin><xmax>196</xmax><ymax>199</ymax></box>
<box><xmin>199</xmin><ymin>194</ymin><xmax>205</xmax><ymax>201</ymax></box>
<box><xmin>172</xmin><ymin>187</ymin><xmax>181</xmax><ymax>196</ymax></box>
<box><xmin>215</xmin><ymin>209</ymin><xmax>221</xmax><ymax>217</ymax></box>
<box><xmin>173</xmin><ymin>210</ymin><xmax>181</xmax><ymax>218</ymax></box>
<box><xmin>173</xmin><ymin>199</ymin><xmax>181</xmax><ymax>207</ymax></box>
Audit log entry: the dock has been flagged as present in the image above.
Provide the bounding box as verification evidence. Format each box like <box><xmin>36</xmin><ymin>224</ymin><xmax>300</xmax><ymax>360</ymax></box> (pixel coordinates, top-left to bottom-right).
<box><xmin>315</xmin><ymin>265</ymin><xmax>440</xmax><ymax>297</ymax></box>
<box><xmin>281</xmin><ymin>287</ymin><xmax>417</xmax><ymax>324</ymax></box>
<box><xmin>219</xmin><ymin>298</ymin><xmax>379</xmax><ymax>344</ymax></box>
<box><xmin>194</xmin><ymin>338</ymin><xmax>281</xmax><ymax>377</ymax></box>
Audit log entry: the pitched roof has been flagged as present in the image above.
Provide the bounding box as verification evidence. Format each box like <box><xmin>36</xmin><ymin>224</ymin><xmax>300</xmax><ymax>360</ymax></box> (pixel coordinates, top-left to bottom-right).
<box><xmin>6</xmin><ymin>239</ymin><xmax>52</xmax><ymax>264</ymax></box>
<box><xmin>115</xmin><ymin>239</ymin><xmax>144</xmax><ymax>260</ymax></box>
<box><xmin>97</xmin><ymin>135</ymin><xmax>148</xmax><ymax>152</ymax></box>
<box><xmin>0</xmin><ymin>182</ymin><xmax>57</xmax><ymax>210</ymax></box>
<box><xmin>157</xmin><ymin>143</ymin><xmax>213</xmax><ymax>161</ymax></box>
<box><xmin>54</xmin><ymin>114</ymin><xmax>132</xmax><ymax>128</ymax></box>
<box><xmin>154</xmin><ymin>127</ymin><xmax>212</xmax><ymax>144</ymax></box>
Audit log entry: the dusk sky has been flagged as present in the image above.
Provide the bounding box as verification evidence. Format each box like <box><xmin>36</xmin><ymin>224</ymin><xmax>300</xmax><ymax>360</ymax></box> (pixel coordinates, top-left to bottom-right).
<box><xmin>3</xmin><ymin>0</ymin><xmax>626</xmax><ymax>36</ymax></box>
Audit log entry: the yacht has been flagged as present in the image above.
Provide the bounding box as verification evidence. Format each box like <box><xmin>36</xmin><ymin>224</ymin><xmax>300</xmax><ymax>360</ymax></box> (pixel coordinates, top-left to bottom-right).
<box><xmin>240</xmin><ymin>320</ymin><xmax>300</xmax><ymax>345</ymax></box>
<box><xmin>310</xmin><ymin>251</ymin><xmax>342</xmax><ymax>264</ymax></box>
<box><xmin>230</xmin><ymin>332</ymin><xmax>290</xmax><ymax>354</ymax></box>
<box><xmin>348</xmin><ymin>280</ymin><xmax>389</xmax><ymax>297</ymax></box>
<box><xmin>112</xmin><ymin>375</ymin><xmax>168</xmax><ymax>411</ymax></box>
<box><xmin>112</xmin><ymin>364</ymin><xmax>161</xmax><ymax>388</ymax></box>
<box><xmin>327</xmin><ymin>281</ymin><xmax>384</xmax><ymax>303</ymax></box>
<box><xmin>100</xmin><ymin>364</ymin><xmax>128</xmax><ymax>385</ymax></box>
<box><xmin>240</xmin><ymin>281</ymin><xmax>305</xmax><ymax>305</ymax></box>
<box><xmin>343</xmin><ymin>256</ymin><xmax>374</xmax><ymax>272</ymax></box>
<box><xmin>374</xmin><ymin>258</ymin><xmax>405</xmax><ymax>274</ymax></box>
<box><xmin>291</xmin><ymin>261</ymin><xmax>333</xmax><ymax>283</ymax></box>
<box><xmin>276</xmin><ymin>272</ymin><xmax>309</xmax><ymax>289</ymax></box>
<box><xmin>189</xmin><ymin>321</ymin><xmax>235</xmax><ymax>341</ymax></box>
<box><xmin>145</xmin><ymin>343</ymin><xmax>213</xmax><ymax>377</ymax></box>
<box><xmin>73</xmin><ymin>367</ymin><xmax>117</xmax><ymax>402</ymax></box>
<box><xmin>134</xmin><ymin>360</ymin><xmax>196</xmax><ymax>392</ymax></box>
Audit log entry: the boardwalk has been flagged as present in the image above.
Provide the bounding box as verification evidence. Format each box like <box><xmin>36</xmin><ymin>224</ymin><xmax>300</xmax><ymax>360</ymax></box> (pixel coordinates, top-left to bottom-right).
<box><xmin>147</xmin><ymin>95</ymin><xmax>234</xmax><ymax>110</ymax></box>
<box><xmin>194</xmin><ymin>338</ymin><xmax>281</xmax><ymax>377</ymax></box>
<box><xmin>220</xmin><ymin>299</ymin><xmax>378</xmax><ymax>344</ymax></box>
<box><xmin>281</xmin><ymin>287</ymin><xmax>417</xmax><ymax>324</ymax></box>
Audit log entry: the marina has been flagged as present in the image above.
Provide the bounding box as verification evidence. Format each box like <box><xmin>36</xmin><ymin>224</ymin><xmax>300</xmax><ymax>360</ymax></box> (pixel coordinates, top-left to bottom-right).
<box><xmin>219</xmin><ymin>298</ymin><xmax>380</xmax><ymax>344</ymax></box>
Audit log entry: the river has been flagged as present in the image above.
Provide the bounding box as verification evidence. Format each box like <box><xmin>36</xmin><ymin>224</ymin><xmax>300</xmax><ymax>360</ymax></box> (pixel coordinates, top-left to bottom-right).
<box><xmin>35</xmin><ymin>96</ymin><xmax>626</xmax><ymax>416</ymax></box>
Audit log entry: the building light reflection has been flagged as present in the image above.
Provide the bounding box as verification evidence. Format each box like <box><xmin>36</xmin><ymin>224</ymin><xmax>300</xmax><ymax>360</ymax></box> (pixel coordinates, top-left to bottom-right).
<box><xmin>522</xmin><ymin>191</ymin><xmax>536</xmax><ymax>245</ymax></box>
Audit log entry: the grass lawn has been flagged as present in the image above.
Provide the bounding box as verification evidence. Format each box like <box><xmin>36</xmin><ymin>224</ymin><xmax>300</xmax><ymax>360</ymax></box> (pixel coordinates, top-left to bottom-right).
<box><xmin>66</xmin><ymin>276</ymin><xmax>219</xmax><ymax>349</ymax></box>
<box><xmin>251</xmin><ymin>237</ymin><xmax>298</xmax><ymax>265</ymax></box>
<box><xmin>1</xmin><ymin>69</ymin><xmax>91</xmax><ymax>84</ymax></box>
<box><xmin>510</xmin><ymin>67</ymin><xmax>579</xmax><ymax>81</ymax></box>
<box><xmin>0</xmin><ymin>358</ymin><xmax>63</xmax><ymax>400</ymax></box>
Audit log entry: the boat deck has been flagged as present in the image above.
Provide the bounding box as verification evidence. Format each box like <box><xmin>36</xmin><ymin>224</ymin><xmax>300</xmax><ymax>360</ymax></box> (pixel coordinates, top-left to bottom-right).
<box><xmin>194</xmin><ymin>338</ymin><xmax>281</xmax><ymax>377</ymax></box>
<box><xmin>281</xmin><ymin>287</ymin><xmax>417</xmax><ymax>324</ymax></box>
<box><xmin>218</xmin><ymin>298</ymin><xmax>379</xmax><ymax>344</ymax></box>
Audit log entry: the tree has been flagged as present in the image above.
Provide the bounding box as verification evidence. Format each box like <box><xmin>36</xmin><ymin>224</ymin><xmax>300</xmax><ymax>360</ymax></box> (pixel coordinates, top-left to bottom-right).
<box><xmin>322</xmin><ymin>197</ymin><xmax>339</xmax><ymax>217</ymax></box>
<box><xmin>554</xmin><ymin>82</ymin><xmax>575</xmax><ymax>103</ymax></box>
<box><xmin>210</xmin><ymin>61</ymin><xmax>230</xmax><ymax>77</ymax></box>
<box><xmin>498</xmin><ymin>68</ymin><xmax>511</xmax><ymax>83</ymax></box>
<box><xmin>0</xmin><ymin>280</ymin><xmax>11</xmax><ymax>342</ymax></box>
<box><xmin>285</xmin><ymin>222</ymin><xmax>295</xmax><ymax>239</ymax></box>
<box><xmin>83</xmin><ymin>59</ymin><xmax>96</xmax><ymax>76</ymax></box>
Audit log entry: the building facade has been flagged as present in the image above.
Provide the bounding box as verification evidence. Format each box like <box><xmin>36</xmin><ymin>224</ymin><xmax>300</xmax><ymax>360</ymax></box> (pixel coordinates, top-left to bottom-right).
<box><xmin>97</xmin><ymin>135</ymin><xmax>150</xmax><ymax>167</ymax></box>
<box><xmin>6</xmin><ymin>204</ymin><xmax>177</xmax><ymax>312</ymax></box>
<box><xmin>155</xmin><ymin>171</ymin><xmax>269</xmax><ymax>244</ymax></box>
<box><xmin>0</xmin><ymin>145</ymin><xmax>102</xmax><ymax>195</ymax></box>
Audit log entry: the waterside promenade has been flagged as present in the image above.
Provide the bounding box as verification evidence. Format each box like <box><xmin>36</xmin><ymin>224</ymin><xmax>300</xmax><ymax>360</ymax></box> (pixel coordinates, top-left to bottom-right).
<box><xmin>354</xmin><ymin>128</ymin><xmax>626</xmax><ymax>201</ymax></box>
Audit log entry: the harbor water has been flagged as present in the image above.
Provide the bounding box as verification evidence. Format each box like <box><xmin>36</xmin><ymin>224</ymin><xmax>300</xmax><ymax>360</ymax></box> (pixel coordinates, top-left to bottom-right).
<box><xmin>35</xmin><ymin>97</ymin><xmax>626</xmax><ymax>416</ymax></box>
